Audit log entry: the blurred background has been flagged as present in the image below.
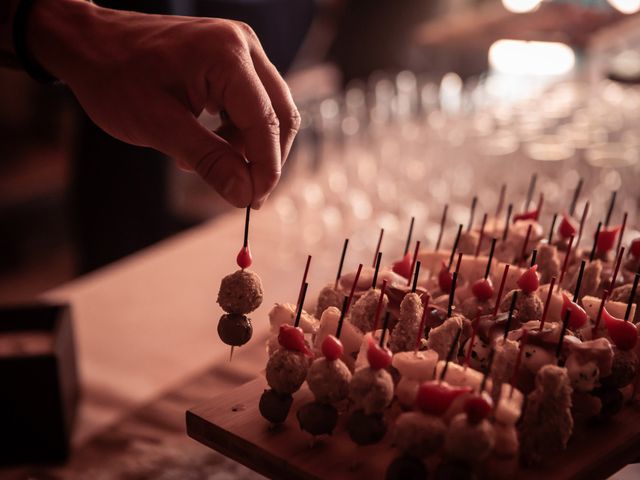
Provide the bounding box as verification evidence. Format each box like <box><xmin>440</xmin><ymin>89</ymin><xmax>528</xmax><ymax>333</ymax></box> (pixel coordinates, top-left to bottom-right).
<box><xmin>1</xmin><ymin>0</ymin><xmax>640</xmax><ymax>302</ymax></box>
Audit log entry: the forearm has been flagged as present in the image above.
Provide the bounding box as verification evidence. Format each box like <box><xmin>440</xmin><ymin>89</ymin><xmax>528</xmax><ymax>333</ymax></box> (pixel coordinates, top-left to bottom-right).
<box><xmin>0</xmin><ymin>0</ymin><xmax>20</xmax><ymax>66</ymax></box>
<box><xmin>0</xmin><ymin>0</ymin><xmax>95</xmax><ymax>76</ymax></box>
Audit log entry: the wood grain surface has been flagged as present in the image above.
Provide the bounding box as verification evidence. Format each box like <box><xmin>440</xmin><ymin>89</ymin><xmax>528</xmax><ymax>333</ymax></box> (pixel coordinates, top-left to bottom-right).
<box><xmin>187</xmin><ymin>378</ymin><xmax>640</xmax><ymax>480</ymax></box>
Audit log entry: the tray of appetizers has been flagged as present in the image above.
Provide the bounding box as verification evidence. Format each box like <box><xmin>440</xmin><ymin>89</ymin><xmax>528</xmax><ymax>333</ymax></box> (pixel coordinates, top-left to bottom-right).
<box><xmin>190</xmin><ymin>178</ymin><xmax>640</xmax><ymax>479</ymax></box>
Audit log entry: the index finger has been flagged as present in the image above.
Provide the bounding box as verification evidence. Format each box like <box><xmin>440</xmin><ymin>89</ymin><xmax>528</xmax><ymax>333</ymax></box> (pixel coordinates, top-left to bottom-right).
<box><xmin>211</xmin><ymin>54</ymin><xmax>281</xmax><ymax>209</ymax></box>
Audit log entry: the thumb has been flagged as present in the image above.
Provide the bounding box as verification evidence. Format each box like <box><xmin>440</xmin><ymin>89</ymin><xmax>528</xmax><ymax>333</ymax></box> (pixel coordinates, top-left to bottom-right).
<box><xmin>157</xmin><ymin>106</ymin><xmax>254</xmax><ymax>208</ymax></box>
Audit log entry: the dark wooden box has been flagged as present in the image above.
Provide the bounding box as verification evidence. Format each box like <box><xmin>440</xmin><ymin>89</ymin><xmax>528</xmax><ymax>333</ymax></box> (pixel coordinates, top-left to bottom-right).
<box><xmin>0</xmin><ymin>303</ymin><xmax>79</xmax><ymax>464</ymax></box>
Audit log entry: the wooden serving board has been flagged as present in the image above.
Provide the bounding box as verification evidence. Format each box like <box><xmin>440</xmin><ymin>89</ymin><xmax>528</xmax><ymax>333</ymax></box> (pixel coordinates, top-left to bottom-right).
<box><xmin>186</xmin><ymin>378</ymin><xmax>640</xmax><ymax>480</ymax></box>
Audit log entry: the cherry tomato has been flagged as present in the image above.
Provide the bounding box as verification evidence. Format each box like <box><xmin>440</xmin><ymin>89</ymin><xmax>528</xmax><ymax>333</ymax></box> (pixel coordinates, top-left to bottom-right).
<box><xmin>236</xmin><ymin>246</ymin><xmax>252</xmax><ymax>269</ymax></box>
<box><xmin>513</xmin><ymin>209</ymin><xmax>539</xmax><ymax>223</ymax></box>
<box><xmin>471</xmin><ymin>278</ymin><xmax>494</xmax><ymax>301</ymax></box>
<box><xmin>603</xmin><ymin>307</ymin><xmax>638</xmax><ymax>351</ymax></box>
<box><xmin>392</xmin><ymin>252</ymin><xmax>412</xmax><ymax>279</ymax></box>
<box><xmin>558</xmin><ymin>213</ymin><xmax>577</xmax><ymax>239</ymax></box>
<box><xmin>321</xmin><ymin>335</ymin><xmax>344</xmax><ymax>361</ymax></box>
<box><xmin>367</xmin><ymin>339</ymin><xmax>393</xmax><ymax>370</ymax></box>
<box><xmin>517</xmin><ymin>265</ymin><xmax>540</xmax><ymax>294</ymax></box>
<box><xmin>629</xmin><ymin>238</ymin><xmax>640</xmax><ymax>259</ymax></box>
<box><xmin>560</xmin><ymin>293</ymin><xmax>588</xmax><ymax>329</ymax></box>
<box><xmin>278</xmin><ymin>324</ymin><xmax>312</xmax><ymax>356</ymax></box>
<box><xmin>415</xmin><ymin>381</ymin><xmax>472</xmax><ymax>416</ymax></box>
<box><xmin>464</xmin><ymin>392</ymin><xmax>494</xmax><ymax>423</ymax></box>
<box><xmin>597</xmin><ymin>226</ymin><xmax>620</xmax><ymax>254</ymax></box>
<box><xmin>438</xmin><ymin>262</ymin><xmax>453</xmax><ymax>293</ymax></box>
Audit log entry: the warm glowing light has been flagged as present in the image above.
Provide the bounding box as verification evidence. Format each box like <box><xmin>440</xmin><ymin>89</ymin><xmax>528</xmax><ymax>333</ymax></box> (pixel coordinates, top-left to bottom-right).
<box><xmin>607</xmin><ymin>0</ymin><xmax>640</xmax><ymax>14</ymax></box>
<box><xmin>502</xmin><ymin>0</ymin><xmax>542</xmax><ymax>13</ymax></box>
<box><xmin>489</xmin><ymin>40</ymin><xmax>575</xmax><ymax>76</ymax></box>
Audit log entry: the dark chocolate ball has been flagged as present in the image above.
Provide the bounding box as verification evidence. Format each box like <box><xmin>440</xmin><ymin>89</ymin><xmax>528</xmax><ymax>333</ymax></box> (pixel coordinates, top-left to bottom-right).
<box><xmin>346</xmin><ymin>409</ymin><xmax>387</xmax><ymax>445</ymax></box>
<box><xmin>259</xmin><ymin>389</ymin><xmax>293</xmax><ymax>424</ymax></box>
<box><xmin>217</xmin><ymin>314</ymin><xmax>253</xmax><ymax>346</ymax></box>
<box><xmin>591</xmin><ymin>386</ymin><xmax>624</xmax><ymax>418</ymax></box>
<box><xmin>296</xmin><ymin>401</ymin><xmax>338</xmax><ymax>436</ymax></box>
<box><xmin>386</xmin><ymin>455</ymin><xmax>428</xmax><ymax>480</ymax></box>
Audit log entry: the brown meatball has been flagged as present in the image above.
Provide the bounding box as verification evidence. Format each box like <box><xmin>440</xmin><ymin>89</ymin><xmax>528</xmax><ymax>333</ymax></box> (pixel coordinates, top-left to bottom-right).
<box><xmin>393</xmin><ymin>412</ymin><xmax>446</xmax><ymax>457</ymax></box>
<box><xmin>350</xmin><ymin>288</ymin><xmax>388</xmax><ymax>333</ymax></box>
<box><xmin>601</xmin><ymin>349</ymin><xmax>639</xmax><ymax>389</ymax></box>
<box><xmin>217</xmin><ymin>269</ymin><xmax>263</xmax><ymax>314</ymax></box>
<box><xmin>459</xmin><ymin>296</ymin><xmax>492</xmax><ymax>319</ymax></box>
<box><xmin>537</xmin><ymin>243</ymin><xmax>560</xmax><ymax>284</ymax></box>
<box><xmin>266</xmin><ymin>348</ymin><xmax>310</xmax><ymax>394</ymax></box>
<box><xmin>458</xmin><ymin>231</ymin><xmax>479</xmax><ymax>256</ymax></box>
<box><xmin>316</xmin><ymin>283</ymin><xmax>342</xmax><ymax>318</ymax></box>
<box><xmin>500</xmin><ymin>290</ymin><xmax>543</xmax><ymax>322</ymax></box>
<box><xmin>570</xmin><ymin>259</ymin><xmax>602</xmax><ymax>298</ymax></box>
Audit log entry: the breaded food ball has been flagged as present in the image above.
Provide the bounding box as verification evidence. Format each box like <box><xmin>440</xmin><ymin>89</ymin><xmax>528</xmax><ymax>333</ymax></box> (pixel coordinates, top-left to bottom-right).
<box><xmin>500</xmin><ymin>290</ymin><xmax>543</xmax><ymax>322</ymax></box>
<box><xmin>316</xmin><ymin>283</ymin><xmax>342</xmax><ymax>318</ymax></box>
<box><xmin>349</xmin><ymin>366</ymin><xmax>394</xmax><ymax>415</ymax></box>
<box><xmin>393</xmin><ymin>411</ymin><xmax>446</xmax><ymax>457</ymax></box>
<box><xmin>306</xmin><ymin>357</ymin><xmax>352</xmax><ymax>404</ymax></box>
<box><xmin>266</xmin><ymin>348</ymin><xmax>310</xmax><ymax>394</ymax></box>
<box><xmin>217</xmin><ymin>269</ymin><xmax>263</xmax><ymax>314</ymax></box>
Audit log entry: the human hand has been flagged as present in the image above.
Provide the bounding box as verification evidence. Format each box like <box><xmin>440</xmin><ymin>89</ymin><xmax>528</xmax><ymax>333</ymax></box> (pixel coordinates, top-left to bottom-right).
<box><xmin>28</xmin><ymin>0</ymin><xmax>300</xmax><ymax>208</ymax></box>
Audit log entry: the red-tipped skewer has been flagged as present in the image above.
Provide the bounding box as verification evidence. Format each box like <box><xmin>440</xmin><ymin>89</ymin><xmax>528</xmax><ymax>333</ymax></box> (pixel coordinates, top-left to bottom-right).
<box><xmin>412</xmin><ymin>261</ymin><xmax>422</xmax><ymax>293</ymax></box>
<box><xmin>557</xmin><ymin>235</ymin><xmax>574</xmax><ymax>292</ymax></box>
<box><xmin>592</xmin><ymin>290</ymin><xmax>609</xmax><ymax>338</ymax></box>
<box><xmin>372</xmin><ymin>228</ymin><xmax>384</xmax><ymax>268</ymax></box>
<box><xmin>372</xmin><ymin>280</ymin><xmax>388</xmax><ymax>333</ymax></box>
<box><xmin>502</xmin><ymin>204</ymin><xmax>513</xmax><ymax>241</ymax></box>
<box><xmin>610</xmin><ymin>247</ymin><xmax>625</xmax><ymax>290</ymax></box>
<box><xmin>404</xmin><ymin>217</ymin><xmax>415</xmax><ymax>257</ymax></box>
<box><xmin>296</xmin><ymin>255</ymin><xmax>312</xmax><ymax>308</ymax></box>
<box><xmin>475</xmin><ymin>213</ymin><xmax>488</xmax><ymax>257</ymax></box>
<box><xmin>548</xmin><ymin>213</ymin><xmax>558</xmax><ymax>244</ymax></box>
<box><xmin>605</xmin><ymin>191</ymin><xmax>617</xmax><ymax>227</ymax></box>
<box><xmin>525</xmin><ymin>174</ymin><xmax>537</xmax><ymax>211</ymax></box>
<box><xmin>569</xmin><ymin>178</ymin><xmax>583</xmax><ymax>217</ymax></box>
<box><xmin>237</xmin><ymin>206</ymin><xmax>253</xmax><ymax>269</ymax></box>
<box><xmin>334</xmin><ymin>239</ymin><xmax>349</xmax><ymax>290</ymax></box>
<box><xmin>407</xmin><ymin>240</ymin><xmax>421</xmax><ymax>286</ymax></box>
<box><xmin>539</xmin><ymin>276</ymin><xmax>557</xmax><ymax>331</ymax></box>
<box><xmin>577</xmin><ymin>201</ymin><xmax>590</xmax><ymax>247</ymax></box>
<box><xmin>448</xmin><ymin>224</ymin><xmax>463</xmax><ymax>270</ymax></box>
<box><xmin>625</xmin><ymin>273</ymin><xmax>639</xmax><ymax>322</ymax></box>
<box><xmin>519</xmin><ymin>224</ymin><xmax>533</xmax><ymax>265</ymax></box>
<box><xmin>467</xmin><ymin>196</ymin><xmax>478</xmax><ymax>232</ymax></box>
<box><xmin>346</xmin><ymin>263</ymin><xmax>363</xmax><ymax>313</ymax></box>
<box><xmin>616</xmin><ymin>212</ymin><xmax>628</xmax><ymax>255</ymax></box>
<box><xmin>436</xmin><ymin>204</ymin><xmax>448</xmax><ymax>252</ymax></box>
<box><xmin>372</xmin><ymin>251</ymin><xmax>383</xmax><ymax>289</ymax></box>
<box><xmin>492</xmin><ymin>264</ymin><xmax>510</xmax><ymax>319</ymax></box>
<box><xmin>589</xmin><ymin>222</ymin><xmax>602</xmax><ymax>262</ymax></box>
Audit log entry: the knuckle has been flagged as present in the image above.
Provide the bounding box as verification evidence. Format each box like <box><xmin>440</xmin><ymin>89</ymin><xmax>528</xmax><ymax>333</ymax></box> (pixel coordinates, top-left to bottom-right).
<box><xmin>264</xmin><ymin>108</ymin><xmax>280</xmax><ymax>135</ymax></box>
<box><xmin>219</xmin><ymin>22</ymin><xmax>249</xmax><ymax>51</ymax></box>
<box><xmin>285</xmin><ymin>107</ymin><xmax>302</xmax><ymax>134</ymax></box>
<box><xmin>234</xmin><ymin>21</ymin><xmax>258</xmax><ymax>42</ymax></box>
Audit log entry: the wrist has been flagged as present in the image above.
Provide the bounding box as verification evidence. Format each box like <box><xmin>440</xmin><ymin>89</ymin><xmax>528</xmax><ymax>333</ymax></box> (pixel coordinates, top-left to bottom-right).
<box><xmin>27</xmin><ymin>0</ymin><xmax>97</xmax><ymax>82</ymax></box>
